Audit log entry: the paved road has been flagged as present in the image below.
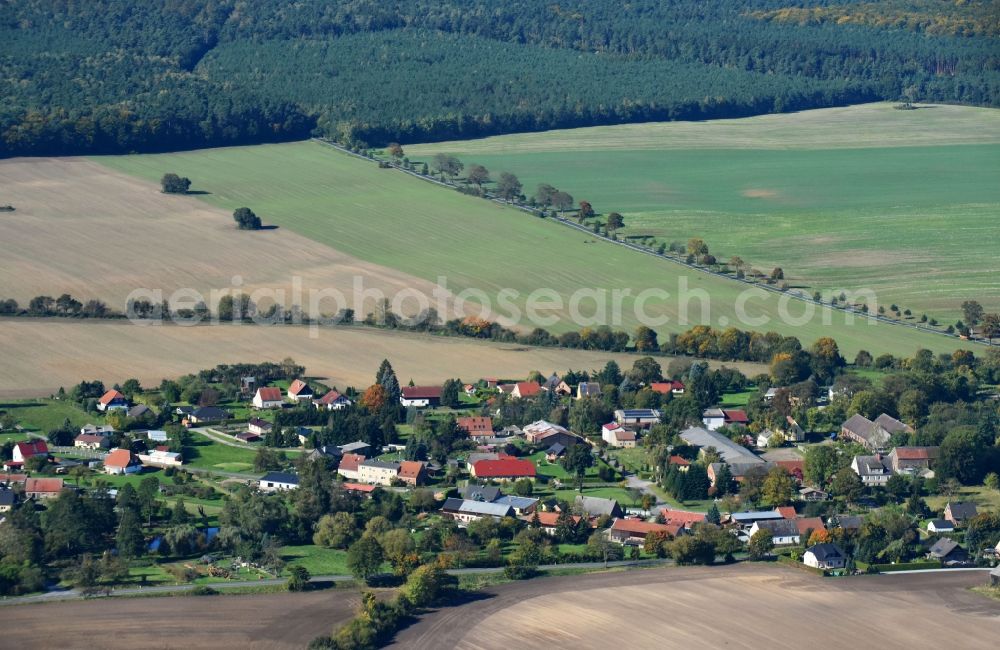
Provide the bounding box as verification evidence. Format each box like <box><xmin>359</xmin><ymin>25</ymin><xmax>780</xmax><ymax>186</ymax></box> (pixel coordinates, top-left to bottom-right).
<box><xmin>0</xmin><ymin>559</ymin><xmax>667</xmax><ymax>607</ymax></box>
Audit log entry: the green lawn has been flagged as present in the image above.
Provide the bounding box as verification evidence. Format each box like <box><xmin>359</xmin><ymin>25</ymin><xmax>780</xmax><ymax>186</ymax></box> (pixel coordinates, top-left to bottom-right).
<box><xmin>280</xmin><ymin>545</ymin><xmax>351</xmax><ymax>576</ymax></box>
<box><xmin>554</xmin><ymin>486</ymin><xmax>637</xmax><ymax>506</ymax></box>
<box><xmin>96</xmin><ymin>137</ymin><xmax>976</xmax><ymax>359</ymax></box>
<box><xmin>0</xmin><ymin>399</ymin><xmax>95</xmax><ymax>433</ymax></box>
<box><xmin>719</xmin><ymin>390</ymin><xmax>755</xmax><ymax>408</ymax></box>
<box><xmin>927</xmin><ymin>485</ymin><xmax>1000</xmax><ymax>514</ymax></box>
<box><xmin>185</xmin><ymin>432</ymin><xmax>259</xmax><ymax>473</ymax></box>
<box><xmin>409</xmin><ymin>103</ymin><xmax>1000</xmax><ymax>323</ymax></box>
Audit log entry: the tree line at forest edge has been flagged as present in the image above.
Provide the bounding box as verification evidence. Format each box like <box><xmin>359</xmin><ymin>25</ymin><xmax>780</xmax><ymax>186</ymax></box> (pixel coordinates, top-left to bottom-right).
<box><xmin>2</xmin><ymin>1</ymin><xmax>998</xmax><ymax>156</ymax></box>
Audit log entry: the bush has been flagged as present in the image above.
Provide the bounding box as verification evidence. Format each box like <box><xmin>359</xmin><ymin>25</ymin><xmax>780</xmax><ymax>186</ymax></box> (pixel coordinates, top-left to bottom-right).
<box><xmin>190</xmin><ymin>585</ymin><xmax>219</xmax><ymax>596</ymax></box>
<box><xmin>503</xmin><ymin>565</ymin><xmax>537</xmax><ymax>580</ymax></box>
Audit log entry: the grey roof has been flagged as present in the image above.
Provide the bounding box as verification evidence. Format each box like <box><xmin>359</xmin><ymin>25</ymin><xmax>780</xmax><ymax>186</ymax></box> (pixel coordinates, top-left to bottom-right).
<box><xmin>359</xmin><ymin>460</ymin><xmax>401</xmax><ymax>471</ymax></box>
<box><xmin>547</xmin><ymin>443</ymin><xmax>566</xmax><ymax>455</ymax></box>
<box><xmin>575</xmin><ymin>495</ymin><xmax>621</xmax><ymax>517</ymax></box>
<box><xmin>339</xmin><ymin>441</ymin><xmax>371</xmax><ymax>454</ymax></box>
<box><xmin>841</xmin><ymin>413</ymin><xmax>893</xmax><ymax>449</ymax></box>
<box><xmin>873</xmin><ymin>413</ymin><xmax>912</xmax><ymax>435</ymax></box>
<box><xmin>754</xmin><ymin>519</ymin><xmax>800</xmax><ymax>537</ymax></box>
<box><xmin>834</xmin><ymin>515</ymin><xmax>863</xmax><ymax>530</ymax></box>
<box><xmin>928</xmin><ymin>519</ymin><xmax>954</xmax><ymax>530</ymax></box>
<box><xmin>260</xmin><ymin>471</ymin><xmax>299</xmax><ymax>485</ymax></box>
<box><xmin>679</xmin><ymin>427</ymin><xmax>765</xmax><ymax>466</ymax></box>
<box><xmin>807</xmin><ymin>543</ymin><xmax>845</xmax><ymax>561</ymax></box>
<box><xmin>578</xmin><ymin>382</ymin><xmax>601</xmax><ymax>396</ymax></box>
<box><xmin>731</xmin><ymin>511</ymin><xmax>784</xmax><ymax>524</ymax></box>
<box><xmin>618</xmin><ymin>409</ymin><xmax>660</xmax><ymax>418</ymax></box>
<box><xmin>192</xmin><ymin>406</ymin><xmax>229</xmax><ymax>420</ymax></box>
<box><xmin>128</xmin><ymin>404</ymin><xmax>150</xmax><ymax>418</ymax></box>
<box><xmin>0</xmin><ymin>488</ymin><xmax>15</xmax><ymax>506</ymax></box>
<box><xmin>442</xmin><ymin>498</ymin><xmax>514</xmax><ymax>518</ymax></box>
<box><xmin>309</xmin><ymin>445</ymin><xmax>343</xmax><ymax>459</ymax></box>
<box><xmin>854</xmin><ymin>455</ymin><xmax>890</xmax><ymax>476</ymax></box>
<box><xmin>494</xmin><ymin>495</ymin><xmax>539</xmax><ymax>510</ymax></box>
<box><xmin>460</xmin><ymin>485</ymin><xmax>502</xmax><ymax>502</ymax></box>
<box><xmin>928</xmin><ymin>537</ymin><xmax>962</xmax><ymax>558</ymax></box>
<box><xmin>947</xmin><ymin>501</ymin><xmax>978</xmax><ymax>520</ymax></box>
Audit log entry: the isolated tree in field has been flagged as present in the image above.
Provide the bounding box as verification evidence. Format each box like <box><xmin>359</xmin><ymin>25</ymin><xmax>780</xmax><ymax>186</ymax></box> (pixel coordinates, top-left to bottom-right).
<box><xmin>432</xmin><ymin>153</ymin><xmax>463</xmax><ymax>178</ymax></box>
<box><xmin>233</xmin><ymin>207</ymin><xmax>262</xmax><ymax>230</ymax></box>
<box><xmin>466</xmin><ymin>164</ymin><xmax>490</xmax><ymax>187</ymax></box>
<box><xmin>606</xmin><ymin>212</ymin><xmax>624</xmax><ymax>231</ymax></box>
<box><xmin>160</xmin><ymin>173</ymin><xmax>191</xmax><ymax>194</ymax></box>
<box><xmin>770</xmin><ymin>267</ymin><xmax>784</xmax><ymax>281</ymax></box>
<box><xmin>578</xmin><ymin>200</ymin><xmax>595</xmax><ymax>220</ymax></box>
<box><xmin>386</xmin><ymin>142</ymin><xmax>404</xmax><ymax>161</ymax></box>
<box><xmin>551</xmin><ymin>190</ymin><xmax>574</xmax><ymax>211</ymax></box>
<box><xmin>496</xmin><ymin>172</ymin><xmax>522</xmax><ymax>202</ymax></box>
<box><xmin>962</xmin><ymin>300</ymin><xmax>984</xmax><ymax>325</ymax></box>
<box><xmin>634</xmin><ymin>326</ymin><xmax>659</xmax><ymax>352</ymax></box>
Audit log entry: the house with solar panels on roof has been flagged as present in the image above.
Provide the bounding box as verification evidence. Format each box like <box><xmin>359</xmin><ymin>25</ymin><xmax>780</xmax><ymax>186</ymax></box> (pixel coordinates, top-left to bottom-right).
<box><xmin>613</xmin><ymin>409</ymin><xmax>661</xmax><ymax>429</ymax></box>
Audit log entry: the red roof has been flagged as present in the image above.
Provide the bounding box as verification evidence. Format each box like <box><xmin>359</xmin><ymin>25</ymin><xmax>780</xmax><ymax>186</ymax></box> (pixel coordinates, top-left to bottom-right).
<box><xmin>457</xmin><ymin>417</ymin><xmax>493</xmax><ymax>435</ymax></box>
<box><xmin>893</xmin><ymin>447</ymin><xmax>931</xmax><ymax>460</ymax></box>
<box><xmin>650</xmin><ymin>381</ymin><xmax>685</xmax><ymax>394</ymax></box>
<box><xmin>342</xmin><ymin>482</ymin><xmax>377</xmax><ymax>493</ymax></box>
<box><xmin>74</xmin><ymin>434</ymin><xmax>105</xmax><ymax>444</ymax></box>
<box><xmin>668</xmin><ymin>455</ymin><xmax>690</xmax><ymax>466</ymax></box>
<box><xmin>398</xmin><ymin>461</ymin><xmax>426</xmax><ymax>480</ymax></box>
<box><xmin>612</xmin><ymin>429</ymin><xmax>637</xmax><ymax>441</ymax></box>
<box><xmin>288</xmin><ymin>379</ymin><xmax>311</xmax><ymax>396</ymax></box>
<box><xmin>723</xmin><ymin>409</ymin><xmax>749</xmax><ymax>423</ymax></box>
<box><xmin>514</xmin><ymin>382</ymin><xmax>541</xmax><ymax>397</ymax></box>
<box><xmin>0</xmin><ymin>473</ymin><xmax>28</xmax><ymax>484</ymax></box>
<box><xmin>472</xmin><ymin>458</ymin><xmax>536</xmax><ymax>479</ymax></box>
<box><xmin>256</xmin><ymin>387</ymin><xmax>282</xmax><ymax>402</ymax></box>
<box><xmin>316</xmin><ymin>390</ymin><xmax>346</xmax><ymax>405</ymax></box>
<box><xmin>775</xmin><ymin>506</ymin><xmax>797</xmax><ymax>519</ymax></box>
<box><xmin>660</xmin><ymin>508</ymin><xmax>707</xmax><ymax>527</ymax></box>
<box><xmin>775</xmin><ymin>460</ymin><xmax>804</xmax><ymax>478</ymax></box>
<box><xmin>401</xmin><ymin>386</ymin><xmax>443</xmax><ymax>399</ymax></box>
<box><xmin>611</xmin><ymin>518</ymin><xmax>682</xmax><ymax>537</ymax></box>
<box><xmin>796</xmin><ymin>517</ymin><xmax>826</xmax><ymax>536</ymax></box>
<box><xmin>25</xmin><ymin>477</ymin><xmax>64</xmax><ymax>494</ymax></box>
<box><xmin>528</xmin><ymin>511</ymin><xmax>582</xmax><ymax>528</ymax></box>
<box><xmin>154</xmin><ymin>445</ymin><xmax>170</xmax><ymax>452</ymax></box>
<box><xmin>338</xmin><ymin>453</ymin><xmax>366</xmax><ymax>472</ymax></box>
<box><xmin>104</xmin><ymin>448</ymin><xmax>138</xmax><ymax>469</ymax></box>
<box><xmin>16</xmin><ymin>440</ymin><xmax>48</xmax><ymax>457</ymax></box>
<box><xmin>99</xmin><ymin>389</ymin><xmax>126</xmax><ymax>406</ymax></box>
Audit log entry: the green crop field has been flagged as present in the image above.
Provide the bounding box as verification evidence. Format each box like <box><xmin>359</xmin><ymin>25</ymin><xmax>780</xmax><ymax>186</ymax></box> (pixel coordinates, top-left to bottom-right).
<box><xmin>96</xmin><ymin>130</ymin><xmax>979</xmax><ymax>359</ymax></box>
<box><xmin>409</xmin><ymin>103</ymin><xmax>1000</xmax><ymax>322</ymax></box>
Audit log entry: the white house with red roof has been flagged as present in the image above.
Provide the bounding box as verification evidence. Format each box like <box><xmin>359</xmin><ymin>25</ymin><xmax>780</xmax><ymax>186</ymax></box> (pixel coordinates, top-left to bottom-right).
<box><xmin>337</xmin><ymin>453</ymin><xmax>367</xmax><ymax>481</ymax></box>
<box><xmin>253</xmin><ymin>387</ymin><xmax>284</xmax><ymax>409</ymax></box>
<box><xmin>608</xmin><ymin>518</ymin><xmax>683</xmax><ymax>545</ymax></box>
<box><xmin>314</xmin><ymin>389</ymin><xmax>352</xmax><ymax>411</ymax></box>
<box><xmin>457</xmin><ymin>416</ymin><xmax>494</xmax><ymax>438</ymax></box>
<box><xmin>601</xmin><ymin>422</ymin><xmax>637</xmax><ymax>448</ymax></box>
<box><xmin>400</xmin><ymin>385</ymin><xmax>442</xmax><ymax>408</ymax></box>
<box><xmin>287</xmin><ymin>379</ymin><xmax>314</xmax><ymax>403</ymax></box>
<box><xmin>12</xmin><ymin>440</ymin><xmax>49</xmax><ymax>465</ymax></box>
<box><xmin>470</xmin><ymin>458</ymin><xmax>536</xmax><ymax>481</ymax></box>
<box><xmin>660</xmin><ymin>508</ymin><xmax>708</xmax><ymax>529</ymax></box>
<box><xmin>510</xmin><ymin>381</ymin><xmax>541</xmax><ymax>399</ymax></box>
<box><xmin>103</xmin><ymin>448</ymin><xmax>142</xmax><ymax>475</ymax></box>
<box><xmin>97</xmin><ymin>389</ymin><xmax>129</xmax><ymax>412</ymax></box>
<box><xmin>650</xmin><ymin>380</ymin><xmax>685</xmax><ymax>395</ymax></box>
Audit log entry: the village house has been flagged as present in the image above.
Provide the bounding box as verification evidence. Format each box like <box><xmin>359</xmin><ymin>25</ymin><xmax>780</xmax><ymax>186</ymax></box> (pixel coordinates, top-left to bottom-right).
<box><xmin>803</xmin><ymin>543</ymin><xmax>847</xmax><ymax>570</ymax></box>
<box><xmin>701</xmin><ymin>408</ymin><xmax>749</xmax><ymax>431</ymax></box>
<box><xmin>602</xmin><ymin>422</ymin><xmax>637</xmax><ymax>448</ymax></box>
<box><xmin>614</xmin><ymin>409</ymin><xmax>661</xmax><ymax>428</ymax></box>
<box><xmin>287</xmin><ymin>379</ymin><xmax>314</xmax><ymax>403</ymax></box>
<box><xmin>12</xmin><ymin>440</ymin><xmax>49</xmax><ymax>466</ymax></box>
<box><xmin>608</xmin><ymin>518</ymin><xmax>683</xmax><ymax>545</ymax></box>
<box><xmin>341</xmin><ymin>482</ymin><xmax>377</xmax><ymax>497</ymax></box>
<box><xmin>253</xmin><ymin>387</ymin><xmax>284</xmax><ymax>409</ymax></box>
<box><xmin>944</xmin><ymin>501</ymin><xmax>978</xmax><ymax>527</ymax></box>
<box><xmin>103</xmin><ymin>448</ymin><xmax>142</xmax><ymax>475</ymax></box>
<box><xmin>358</xmin><ymin>460</ymin><xmax>402</xmax><ymax>486</ymax></box>
<box><xmin>397</xmin><ymin>460</ymin><xmax>427</xmax><ymax>486</ymax></box>
<box><xmin>237</xmin><ymin>432</ymin><xmax>261</xmax><ymax>443</ymax></box>
<box><xmin>660</xmin><ymin>508</ymin><xmax>707</xmax><ymax>530</ymax></box>
<box><xmin>145</xmin><ymin>430</ymin><xmax>168</xmax><ymax>444</ymax></box>
<box><xmin>248</xmin><ymin>418</ymin><xmax>273</xmax><ymax>436</ymax></box>
<box><xmin>295</xmin><ymin>427</ymin><xmax>316</xmax><ymax>446</ymax></box>
<box><xmin>339</xmin><ymin>441</ymin><xmax>373</xmax><ymax>457</ymax></box>
<box><xmin>575</xmin><ymin>495</ymin><xmax>624</xmax><ymax>519</ymax></box>
<box><xmin>928</xmin><ymin>537</ymin><xmax>968</xmax><ymax>564</ymax></box>
<box><xmin>188</xmin><ymin>406</ymin><xmax>230</xmax><ymax>424</ymax></box>
<box><xmin>799</xmin><ymin>486</ymin><xmax>829</xmax><ymax>501</ymax></box>
<box><xmin>400</xmin><ymin>385</ymin><xmax>442</xmax><ymax>408</ymax></box>
<box><xmin>796</xmin><ymin>517</ymin><xmax>826</xmax><ymax>540</ymax></box>
<box><xmin>668</xmin><ymin>455</ymin><xmax>691</xmax><ymax>471</ymax></box>
<box><xmin>927</xmin><ymin>519</ymin><xmax>956</xmax><ymax>534</ymax></box>
<box><xmin>650</xmin><ymin>380</ymin><xmax>685</xmax><ymax>395</ymax></box>
<box><xmin>494</xmin><ymin>495</ymin><xmax>538</xmax><ymax>516</ymax></box>
<box><xmin>470</xmin><ymin>458</ymin><xmax>536</xmax><ymax>481</ymax></box>
<box><xmin>0</xmin><ymin>473</ymin><xmax>28</xmax><ymax>487</ymax></box>
<box><xmin>576</xmin><ymin>382</ymin><xmax>602</xmax><ymax>399</ymax></box>
<box><xmin>887</xmin><ymin>446</ymin><xmax>938</xmax><ymax>474</ymax></box>
<box><xmin>0</xmin><ymin>487</ymin><xmax>16</xmax><ymax>513</ymax></box>
<box><xmin>680</xmin><ymin>427</ymin><xmax>766</xmax><ymax>467</ymax></box>
<box><xmin>336</xmin><ymin>453</ymin><xmax>366</xmax><ymax>481</ymax></box>
<box><xmin>748</xmin><ymin>519</ymin><xmax>801</xmax><ymax>546</ymax></box>
<box><xmin>840</xmin><ymin>413</ymin><xmax>912</xmax><ymax>452</ymax></box>
<box><xmin>528</xmin><ymin>510</ymin><xmax>583</xmax><ymax>536</ymax></box>
<box><xmin>460</xmin><ymin>484</ymin><xmax>502</xmax><ymax>502</ymax></box>
<box><xmin>456</xmin><ymin>416</ymin><xmax>494</xmax><ymax>438</ymax></box>
<box><xmin>258</xmin><ymin>471</ymin><xmax>299</xmax><ymax>492</ymax></box>
<box><xmin>510</xmin><ymin>381</ymin><xmax>542</xmax><ymax>399</ymax></box>
<box><xmin>138</xmin><ymin>448</ymin><xmax>183</xmax><ymax>469</ymax></box>
<box><xmin>440</xmin><ymin>498</ymin><xmax>515</xmax><ymax>525</ymax></box>
<box><xmin>314</xmin><ymin>389</ymin><xmax>352</xmax><ymax>411</ymax></box>
<box><xmin>127</xmin><ymin>404</ymin><xmax>151</xmax><ymax>419</ymax></box>
<box><xmin>80</xmin><ymin>424</ymin><xmax>115</xmax><ymax>437</ymax></box>
<box><xmin>522</xmin><ymin>420</ymin><xmax>581</xmax><ymax>448</ymax></box>
<box><xmin>25</xmin><ymin>477</ymin><xmax>64</xmax><ymax>499</ymax></box>
<box><xmin>97</xmin><ymin>389</ymin><xmax>129</xmax><ymax>412</ymax></box>
<box><xmin>851</xmin><ymin>454</ymin><xmax>892</xmax><ymax>486</ymax></box>
<box><xmin>74</xmin><ymin>433</ymin><xmax>111</xmax><ymax>450</ymax></box>
<box><xmin>728</xmin><ymin>510</ymin><xmax>785</xmax><ymax>532</ymax></box>
<box><xmin>545</xmin><ymin>443</ymin><xmax>566</xmax><ymax>461</ymax></box>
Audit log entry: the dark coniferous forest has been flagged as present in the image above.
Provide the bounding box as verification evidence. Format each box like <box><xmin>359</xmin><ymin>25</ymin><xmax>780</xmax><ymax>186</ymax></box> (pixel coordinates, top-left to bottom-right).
<box><xmin>1</xmin><ymin>0</ymin><xmax>997</xmax><ymax>156</ymax></box>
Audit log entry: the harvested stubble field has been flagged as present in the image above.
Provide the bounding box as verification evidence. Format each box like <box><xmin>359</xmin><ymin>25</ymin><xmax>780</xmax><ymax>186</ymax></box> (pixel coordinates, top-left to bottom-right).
<box><xmin>393</xmin><ymin>564</ymin><xmax>1000</xmax><ymax>650</ymax></box>
<box><xmin>410</xmin><ymin>103</ymin><xmax>1000</xmax><ymax>320</ymax></box>
<box><xmin>93</xmin><ymin>139</ymin><xmax>973</xmax><ymax>358</ymax></box>
<box><xmin>0</xmin><ymin>157</ymin><xmax>453</xmax><ymax>318</ymax></box>
<box><xmin>0</xmin><ymin>589</ymin><xmax>362</xmax><ymax>650</ymax></box>
<box><xmin>0</xmin><ymin>319</ymin><xmax>765</xmax><ymax>398</ymax></box>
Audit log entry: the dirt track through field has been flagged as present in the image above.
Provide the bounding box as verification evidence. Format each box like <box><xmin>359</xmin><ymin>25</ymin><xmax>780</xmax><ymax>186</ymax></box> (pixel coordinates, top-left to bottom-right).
<box><xmin>393</xmin><ymin>565</ymin><xmax>1000</xmax><ymax>649</ymax></box>
<box><xmin>0</xmin><ymin>157</ymin><xmax>453</xmax><ymax>317</ymax></box>
<box><xmin>0</xmin><ymin>319</ymin><xmax>764</xmax><ymax>398</ymax></box>
<box><xmin>0</xmin><ymin>589</ymin><xmax>361</xmax><ymax>650</ymax></box>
